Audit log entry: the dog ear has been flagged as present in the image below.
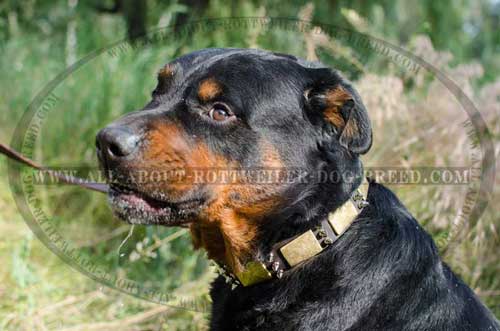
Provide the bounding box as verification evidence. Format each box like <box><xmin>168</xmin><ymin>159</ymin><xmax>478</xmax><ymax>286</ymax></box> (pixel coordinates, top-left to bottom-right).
<box><xmin>305</xmin><ymin>69</ymin><xmax>372</xmax><ymax>155</ymax></box>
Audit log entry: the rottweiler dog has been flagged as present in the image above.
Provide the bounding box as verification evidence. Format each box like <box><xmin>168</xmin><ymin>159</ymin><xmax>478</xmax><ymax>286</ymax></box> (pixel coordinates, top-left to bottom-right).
<box><xmin>96</xmin><ymin>48</ymin><xmax>499</xmax><ymax>330</ymax></box>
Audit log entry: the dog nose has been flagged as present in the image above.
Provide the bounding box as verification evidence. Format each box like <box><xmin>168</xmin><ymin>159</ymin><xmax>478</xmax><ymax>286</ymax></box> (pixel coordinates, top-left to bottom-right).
<box><xmin>96</xmin><ymin>126</ymin><xmax>140</xmax><ymax>160</ymax></box>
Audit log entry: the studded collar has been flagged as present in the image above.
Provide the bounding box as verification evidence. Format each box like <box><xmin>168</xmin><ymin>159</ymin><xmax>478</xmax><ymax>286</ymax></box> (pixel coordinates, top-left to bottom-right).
<box><xmin>215</xmin><ymin>184</ymin><xmax>369</xmax><ymax>288</ymax></box>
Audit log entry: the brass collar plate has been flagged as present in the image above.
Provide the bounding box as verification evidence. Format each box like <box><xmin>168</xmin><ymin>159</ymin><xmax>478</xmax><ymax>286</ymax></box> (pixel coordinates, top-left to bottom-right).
<box><xmin>218</xmin><ymin>185</ymin><xmax>369</xmax><ymax>287</ymax></box>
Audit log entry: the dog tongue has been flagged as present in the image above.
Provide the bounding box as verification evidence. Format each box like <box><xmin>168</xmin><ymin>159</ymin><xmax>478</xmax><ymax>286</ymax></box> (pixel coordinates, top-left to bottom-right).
<box><xmin>119</xmin><ymin>192</ymin><xmax>170</xmax><ymax>213</ymax></box>
<box><xmin>108</xmin><ymin>187</ymin><xmax>193</xmax><ymax>227</ymax></box>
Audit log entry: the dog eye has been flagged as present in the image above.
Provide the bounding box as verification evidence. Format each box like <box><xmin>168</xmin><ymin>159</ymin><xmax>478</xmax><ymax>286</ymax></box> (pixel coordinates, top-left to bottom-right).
<box><xmin>208</xmin><ymin>103</ymin><xmax>233</xmax><ymax>121</ymax></box>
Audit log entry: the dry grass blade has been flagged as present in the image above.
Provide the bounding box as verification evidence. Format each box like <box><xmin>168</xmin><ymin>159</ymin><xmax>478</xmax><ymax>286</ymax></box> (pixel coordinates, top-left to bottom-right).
<box><xmin>55</xmin><ymin>306</ymin><xmax>171</xmax><ymax>331</ymax></box>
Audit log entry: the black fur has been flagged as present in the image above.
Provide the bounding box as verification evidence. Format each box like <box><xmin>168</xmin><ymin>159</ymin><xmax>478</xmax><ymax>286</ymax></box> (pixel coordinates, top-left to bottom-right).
<box><xmin>97</xmin><ymin>48</ymin><xmax>499</xmax><ymax>330</ymax></box>
<box><xmin>211</xmin><ymin>182</ymin><xmax>499</xmax><ymax>330</ymax></box>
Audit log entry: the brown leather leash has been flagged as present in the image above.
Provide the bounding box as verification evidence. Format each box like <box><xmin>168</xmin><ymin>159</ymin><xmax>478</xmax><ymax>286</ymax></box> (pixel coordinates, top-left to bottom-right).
<box><xmin>0</xmin><ymin>142</ymin><xmax>196</xmax><ymax>229</ymax></box>
<box><xmin>0</xmin><ymin>142</ymin><xmax>108</xmax><ymax>193</ymax></box>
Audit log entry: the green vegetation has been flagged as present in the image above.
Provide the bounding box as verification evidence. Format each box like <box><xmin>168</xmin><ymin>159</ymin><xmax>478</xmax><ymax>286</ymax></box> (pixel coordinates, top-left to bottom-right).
<box><xmin>0</xmin><ymin>1</ymin><xmax>498</xmax><ymax>330</ymax></box>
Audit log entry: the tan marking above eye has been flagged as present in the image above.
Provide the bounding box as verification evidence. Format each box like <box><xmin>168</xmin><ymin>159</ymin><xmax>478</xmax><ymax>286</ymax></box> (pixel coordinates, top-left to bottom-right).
<box><xmin>158</xmin><ymin>63</ymin><xmax>175</xmax><ymax>80</ymax></box>
<box><xmin>198</xmin><ymin>78</ymin><xmax>222</xmax><ymax>102</ymax></box>
<box><xmin>155</xmin><ymin>64</ymin><xmax>176</xmax><ymax>94</ymax></box>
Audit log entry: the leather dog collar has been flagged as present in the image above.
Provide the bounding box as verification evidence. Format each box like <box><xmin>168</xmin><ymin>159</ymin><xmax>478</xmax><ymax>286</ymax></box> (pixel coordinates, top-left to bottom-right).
<box><xmin>215</xmin><ymin>184</ymin><xmax>369</xmax><ymax>287</ymax></box>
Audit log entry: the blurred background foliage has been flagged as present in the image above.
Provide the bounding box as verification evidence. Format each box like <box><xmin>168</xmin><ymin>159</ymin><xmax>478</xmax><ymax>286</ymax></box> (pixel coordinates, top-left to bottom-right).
<box><xmin>0</xmin><ymin>1</ymin><xmax>498</xmax><ymax>330</ymax></box>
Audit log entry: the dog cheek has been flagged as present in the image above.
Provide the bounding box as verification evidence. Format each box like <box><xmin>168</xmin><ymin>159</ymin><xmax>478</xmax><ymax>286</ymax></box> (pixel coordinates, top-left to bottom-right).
<box><xmin>212</xmin><ymin>140</ymin><xmax>285</xmax><ymax>217</ymax></box>
<box><xmin>135</xmin><ymin>124</ymin><xmax>189</xmax><ymax>197</ymax></box>
<box><xmin>192</xmin><ymin>141</ymin><xmax>286</xmax><ymax>271</ymax></box>
<box><xmin>141</xmin><ymin>121</ymin><xmax>241</xmax><ymax>197</ymax></box>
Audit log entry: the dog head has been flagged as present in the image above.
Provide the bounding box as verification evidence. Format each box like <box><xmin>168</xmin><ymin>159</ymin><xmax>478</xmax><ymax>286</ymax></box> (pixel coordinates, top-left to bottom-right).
<box><xmin>96</xmin><ymin>48</ymin><xmax>371</xmax><ymax>271</ymax></box>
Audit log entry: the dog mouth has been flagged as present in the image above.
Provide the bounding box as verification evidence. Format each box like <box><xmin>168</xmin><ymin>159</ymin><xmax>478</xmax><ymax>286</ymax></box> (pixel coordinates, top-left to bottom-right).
<box><xmin>107</xmin><ymin>183</ymin><xmax>204</xmax><ymax>226</ymax></box>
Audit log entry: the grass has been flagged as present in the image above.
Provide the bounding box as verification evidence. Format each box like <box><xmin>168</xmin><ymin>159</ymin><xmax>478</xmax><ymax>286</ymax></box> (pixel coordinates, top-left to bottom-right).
<box><xmin>0</xmin><ymin>6</ymin><xmax>499</xmax><ymax>330</ymax></box>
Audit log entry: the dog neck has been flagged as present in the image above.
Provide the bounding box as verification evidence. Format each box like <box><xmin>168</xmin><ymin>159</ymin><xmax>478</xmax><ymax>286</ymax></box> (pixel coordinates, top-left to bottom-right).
<box><xmin>190</xmin><ymin>153</ymin><xmax>367</xmax><ymax>285</ymax></box>
<box><xmin>198</xmin><ymin>177</ymin><xmax>369</xmax><ymax>287</ymax></box>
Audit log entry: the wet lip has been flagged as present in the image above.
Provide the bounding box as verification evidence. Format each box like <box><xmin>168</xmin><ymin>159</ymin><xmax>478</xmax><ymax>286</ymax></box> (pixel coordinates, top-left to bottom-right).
<box><xmin>108</xmin><ymin>183</ymin><xmax>201</xmax><ymax>226</ymax></box>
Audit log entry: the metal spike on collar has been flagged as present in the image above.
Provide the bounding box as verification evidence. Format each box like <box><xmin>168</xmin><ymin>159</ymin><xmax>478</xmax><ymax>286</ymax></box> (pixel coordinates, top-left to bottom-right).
<box><xmin>213</xmin><ymin>262</ymin><xmax>240</xmax><ymax>288</ymax></box>
<box><xmin>228</xmin><ymin>275</ymin><xmax>241</xmax><ymax>290</ymax></box>
<box><xmin>352</xmin><ymin>191</ymin><xmax>364</xmax><ymax>201</ymax></box>
<box><xmin>267</xmin><ymin>252</ymin><xmax>274</xmax><ymax>263</ymax></box>
<box><xmin>323</xmin><ymin>237</ymin><xmax>334</xmax><ymax>245</ymax></box>
<box><xmin>357</xmin><ymin>200</ymin><xmax>370</xmax><ymax>209</ymax></box>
